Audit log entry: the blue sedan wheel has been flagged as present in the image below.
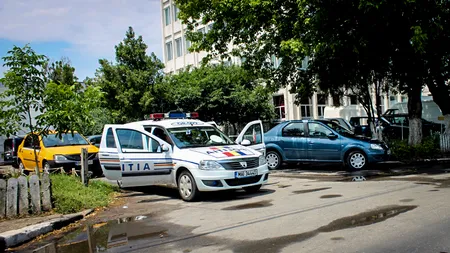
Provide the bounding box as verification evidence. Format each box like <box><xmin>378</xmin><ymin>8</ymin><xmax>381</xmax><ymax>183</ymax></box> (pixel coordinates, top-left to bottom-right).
<box><xmin>266</xmin><ymin>151</ymin><xmax>281</xmax><ymax>170</ymax></box>
<box><xmin>347</xmin><ymin>151</ymin><xmax>367</xmax><ymax>170</ymax></box>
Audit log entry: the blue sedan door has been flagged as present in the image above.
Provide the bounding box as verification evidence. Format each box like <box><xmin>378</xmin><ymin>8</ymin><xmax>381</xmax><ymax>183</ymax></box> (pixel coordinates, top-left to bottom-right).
<box><xmin>280</xmin><ymin>122</ymin><xmax>308</xmax><ymax>160</ymax></box>
<box><xmin>306</xmin><ymin>122</ymin><xmax>342</xmax><ymax>161</ymax></box>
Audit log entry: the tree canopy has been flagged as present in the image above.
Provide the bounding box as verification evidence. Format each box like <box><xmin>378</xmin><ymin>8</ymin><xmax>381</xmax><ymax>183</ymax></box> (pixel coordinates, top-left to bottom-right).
<box><xmin>176</xmin><ymin>0</ymin><xmax>450</xmax><ymax>145</ymax></box>
<box><xmin>95</xmin><ymin>27</ymin><xmax>165</xmax><ymax>123</ymax></box>
<box><xmin>154</xmin><ymin>64</ymin><xmax>275</xmax><ymax>131</ymax></box>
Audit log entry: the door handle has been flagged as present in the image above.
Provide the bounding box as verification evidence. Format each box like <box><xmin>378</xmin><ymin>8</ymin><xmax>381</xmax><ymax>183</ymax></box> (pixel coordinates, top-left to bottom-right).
<box><xmin>101</xmin><ymin>154</ymin><xmax>110</xmax><ymax>157</ymax></box>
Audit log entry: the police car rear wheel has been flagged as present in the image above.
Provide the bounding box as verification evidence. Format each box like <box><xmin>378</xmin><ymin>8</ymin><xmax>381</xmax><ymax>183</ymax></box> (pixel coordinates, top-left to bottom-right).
<box><xmin>178</xmin><ymin>171</ymin><xmax>199</xmax><ymax>201</ymax></box>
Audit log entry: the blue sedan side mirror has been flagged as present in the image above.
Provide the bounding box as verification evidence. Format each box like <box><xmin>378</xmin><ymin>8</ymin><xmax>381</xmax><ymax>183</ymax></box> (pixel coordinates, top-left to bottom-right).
<box><xmin>327</xmin><ymin>133</ymin><xmax>338</xmax><ymax>140</ymax></box>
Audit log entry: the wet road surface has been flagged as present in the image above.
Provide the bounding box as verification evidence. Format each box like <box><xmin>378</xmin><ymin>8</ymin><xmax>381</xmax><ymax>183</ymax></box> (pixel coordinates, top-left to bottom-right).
<box><xmin>10</xmin><ymin>168</ymin><xmax>450</xmax><ymax>253</ymax></box>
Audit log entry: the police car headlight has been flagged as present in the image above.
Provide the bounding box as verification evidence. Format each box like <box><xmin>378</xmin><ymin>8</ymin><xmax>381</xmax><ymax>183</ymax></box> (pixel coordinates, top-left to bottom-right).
<box><xmin>199</xmin><ymin>160</ymin><xmax>224</xmax><ymax>171</ymax></box>
<box><xmin>258</xmin><ymin>155</ymin><xmax>266</xmax><ymax>166</ymax></box>
<box><xmin>54</xmin><ymin>155</ymin><xmax>68</xmax><ymax>161</ymax></box>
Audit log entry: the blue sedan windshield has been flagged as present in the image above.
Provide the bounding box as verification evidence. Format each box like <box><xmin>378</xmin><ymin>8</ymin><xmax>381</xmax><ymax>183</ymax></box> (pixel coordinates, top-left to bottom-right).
<box><xmin>320</xmin><ymin>121</ymin><xmax>355</xmax><ymax>137</ymax></box>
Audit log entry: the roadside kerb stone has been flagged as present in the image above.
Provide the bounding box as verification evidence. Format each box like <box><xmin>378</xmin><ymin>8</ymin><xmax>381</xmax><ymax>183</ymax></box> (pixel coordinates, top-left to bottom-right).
<box><xmin>0</xmin><ymin>209</ymin><xmax>94</xmax><ymax>251</ymax></box>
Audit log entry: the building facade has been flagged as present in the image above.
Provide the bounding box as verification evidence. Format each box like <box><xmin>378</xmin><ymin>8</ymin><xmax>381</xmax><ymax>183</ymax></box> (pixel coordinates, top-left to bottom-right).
<box><xmin>160</xmin><ymin>0</ymin><xmax>431</xmax><ymax>122</ymax></box>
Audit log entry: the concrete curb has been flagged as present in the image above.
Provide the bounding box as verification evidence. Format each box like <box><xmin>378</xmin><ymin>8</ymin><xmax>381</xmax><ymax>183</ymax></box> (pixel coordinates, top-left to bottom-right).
<box><xmin>0</xmin><ymin>209</ymin><xmax>94</xmax><ymax>250</ymax></box>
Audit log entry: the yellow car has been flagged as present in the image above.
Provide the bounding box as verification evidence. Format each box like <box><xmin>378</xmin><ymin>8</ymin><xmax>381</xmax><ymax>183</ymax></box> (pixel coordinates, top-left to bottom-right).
<box><xmin>17</xmin><ymin>131</ymin><xmax>100</xmax><ymax>175</ymax></box>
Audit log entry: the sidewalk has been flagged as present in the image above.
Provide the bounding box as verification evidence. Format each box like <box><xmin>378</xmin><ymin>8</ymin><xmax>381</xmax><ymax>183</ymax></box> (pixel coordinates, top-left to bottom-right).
<box><xmin>0</xmin><ymin>210</ymin><xmax>93</xmax><ymax>251</ymax></box>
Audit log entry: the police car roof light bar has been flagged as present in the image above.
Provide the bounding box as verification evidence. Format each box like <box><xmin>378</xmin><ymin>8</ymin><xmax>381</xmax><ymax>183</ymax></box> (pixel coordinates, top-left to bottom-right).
<box><xmin>149</xmin><ymin>113</ymin><xmax>164</xmax><ymax>120</ymax></box>
<box><xmin>187</xmin><ymin>112</ymin><xmax>199</xmax><ymax>118</ymax></box>
<box><xmin>167</xmin><ymin>111</ymin><xmax>186</xmax><ymax>119</ymax></box>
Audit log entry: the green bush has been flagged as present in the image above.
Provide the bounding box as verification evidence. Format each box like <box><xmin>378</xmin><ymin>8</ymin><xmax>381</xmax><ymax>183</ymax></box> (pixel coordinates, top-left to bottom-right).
<box><xmin>50</xmin><ymin>174</ymin><xmax>118</xmax><ymax>214</ymax></box>
<box><xmin>388</xmin><ymin>134</ymin><xmax>441</xmax><ymax>162</ymax></box>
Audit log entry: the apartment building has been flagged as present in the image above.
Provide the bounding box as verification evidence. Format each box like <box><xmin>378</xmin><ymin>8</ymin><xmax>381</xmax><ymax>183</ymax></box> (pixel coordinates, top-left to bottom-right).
<box><xmin>160</xmin><ymin>0</ymin><xmax>424</xmax><ymax>122</ymax></box>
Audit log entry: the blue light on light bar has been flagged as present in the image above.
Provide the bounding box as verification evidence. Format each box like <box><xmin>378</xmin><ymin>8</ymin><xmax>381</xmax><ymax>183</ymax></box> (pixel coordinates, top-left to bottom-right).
<box><xmin>167</xmin><ymin>112</ymin><xmax>186</xmax><ymax>118</ymax></box>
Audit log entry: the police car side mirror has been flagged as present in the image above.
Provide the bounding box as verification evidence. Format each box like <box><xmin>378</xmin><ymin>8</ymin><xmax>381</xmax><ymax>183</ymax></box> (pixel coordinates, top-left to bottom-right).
<box><xmin>161</xmin><ymin>144</ymin><xmax>170</xmax><ymax>152</ymax></box>
<box><xmin>241</xmin><ymin>139</ymin><xmax>251</xmax><ymax>146</ymax></box>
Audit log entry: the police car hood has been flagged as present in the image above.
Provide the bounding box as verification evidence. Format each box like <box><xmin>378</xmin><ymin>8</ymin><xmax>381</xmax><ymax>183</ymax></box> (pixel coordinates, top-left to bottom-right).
<box><xmin>189</xmin><ymin>145</ymin><xmax>260</xmax><ymax>159</ymax></box>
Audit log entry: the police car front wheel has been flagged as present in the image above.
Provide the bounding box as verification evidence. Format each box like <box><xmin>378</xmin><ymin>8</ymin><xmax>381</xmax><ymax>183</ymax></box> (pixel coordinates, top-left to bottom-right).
<box><xmin>178</xmin><ymin>171</ymin><xmax>199</xmax><ymax>201</ymax></box>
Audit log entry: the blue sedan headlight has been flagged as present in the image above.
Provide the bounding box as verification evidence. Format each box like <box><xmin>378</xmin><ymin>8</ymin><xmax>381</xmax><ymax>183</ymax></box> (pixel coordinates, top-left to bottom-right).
<box><xmin>370</xmin><ymin>144</ymin><xmax>384</xmax><ymax>150</ymax></box>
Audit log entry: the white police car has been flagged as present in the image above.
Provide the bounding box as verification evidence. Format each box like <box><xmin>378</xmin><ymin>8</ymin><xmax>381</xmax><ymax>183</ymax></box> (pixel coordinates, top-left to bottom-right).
<box><xmin>99</xmin><ymin>112</ymin><xmax>268</xmax><ymax>201</ymax></box>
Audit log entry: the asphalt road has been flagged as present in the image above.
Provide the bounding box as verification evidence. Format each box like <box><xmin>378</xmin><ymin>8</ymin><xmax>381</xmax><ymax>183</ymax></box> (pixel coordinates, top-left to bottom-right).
<box><xmin>13</xmin><ymin>170</ymin><xmax>450</xmax><ymax>253</ymax></box>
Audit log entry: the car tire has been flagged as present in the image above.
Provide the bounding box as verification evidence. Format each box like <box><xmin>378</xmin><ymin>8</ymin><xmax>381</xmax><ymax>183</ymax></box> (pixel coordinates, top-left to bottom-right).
<box><xmin>266</xmin><ymin>150</ymin><xmax>282</xmax><ymax>170</ymax></box>
<box><xmin>178</xmin><ymin>170</ymin><xmax>199</xmax><ymax>202</ymax></box>
<box><xmin>346</xmin><ymin>150</ymin><xmax>367</xmax><ymax>171</ymax></box>
<box><xmin>243</xmin><ymin>184</ymin><xmax>262</xmax><ymax>194</ymax></box>
<box><xmin>18</xmin><ymin>160</ymin><xmax>28</xmax><ymax>175</ymax></box>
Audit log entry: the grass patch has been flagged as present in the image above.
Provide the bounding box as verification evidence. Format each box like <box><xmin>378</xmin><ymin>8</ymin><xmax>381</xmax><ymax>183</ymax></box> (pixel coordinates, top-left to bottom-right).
<box><xmin>50</xmin><ymin>174</ymin><xmax>118</xmax><ymax>214</ymax></box>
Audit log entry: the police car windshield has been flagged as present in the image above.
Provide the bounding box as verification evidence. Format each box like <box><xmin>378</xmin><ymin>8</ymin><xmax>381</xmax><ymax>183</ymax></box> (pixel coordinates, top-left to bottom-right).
<box><xmin>167</xmin><ymin>127</ymin><xmax>234</xmax><ymax>148</ymax></box>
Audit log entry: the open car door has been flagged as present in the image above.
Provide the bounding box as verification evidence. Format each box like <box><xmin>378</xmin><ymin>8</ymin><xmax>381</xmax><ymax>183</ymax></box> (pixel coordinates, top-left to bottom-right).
<box><xmin>235</xmin><ymin>120</ymin><xmax>265</xmax><ymax>156</ymax></box>
<box><xmin>99</xmin><ymin>124</ymin><xmax>173</xmax><ymax>188</ymax></box>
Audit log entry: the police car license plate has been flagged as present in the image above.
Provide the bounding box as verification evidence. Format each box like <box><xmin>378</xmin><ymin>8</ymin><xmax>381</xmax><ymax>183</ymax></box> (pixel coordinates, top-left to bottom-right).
<box><xmin>235</xmin><ymin>169</ymin><xmax>258</xmax><ymax>179</ymax></box>
<box><xmin>75</xmin><ymin>160</ymin><xmax>94</xmax><ymax>166</ymax></box>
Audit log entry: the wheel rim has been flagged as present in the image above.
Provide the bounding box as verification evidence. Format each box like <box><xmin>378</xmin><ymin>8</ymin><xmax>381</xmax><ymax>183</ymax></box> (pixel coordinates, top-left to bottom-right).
<box><xmin>179</xmin><ymin>175</ymin><xmax>193</xmax><ymax>198</ymax></box>
<box><xmin>19</xmin><ymin>161</ymin><xmax>25</xmax><ymax>174</ymax></box>
<box><xmin>266</xmin><ymin>152</ymin><xmax>279</xmax><ymax>169</ymax></box>
<box><xmin>350</xmin><ymin>153</ymin><xmax>366</xmax><ymax>169</ymax></box>
<box><xmin>44</xmin><ymin>163</ymin><xmax>50</xmax><ymax>173</ymax></box>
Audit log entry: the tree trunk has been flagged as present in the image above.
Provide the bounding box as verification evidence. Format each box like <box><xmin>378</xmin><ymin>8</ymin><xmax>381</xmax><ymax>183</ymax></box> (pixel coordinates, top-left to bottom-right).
<box><xmin>440</xmin><ymin>114</ymin><xmax>450</xmax><ymax>152</ymax></box>
<box><xmin>27</xmin><ymin>107</ymin><xmax>40</xmax><ymax>177</ymax></box>
<box><xmin>408</xmin><ymin>87</ymin><xmax>423</xmax><ymax>146</ymax></box>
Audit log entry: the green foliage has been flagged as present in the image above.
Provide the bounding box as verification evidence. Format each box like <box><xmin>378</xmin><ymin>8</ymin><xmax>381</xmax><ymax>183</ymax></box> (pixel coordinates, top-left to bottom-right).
<box><xmin>46</xmin><ymin>57</ymin><xmax>78</xmax><ymax>87</ymax></box>
<box><xmin>39</xmin><ymin>82</ymin><xmax>104</xmax><ymax>137</ymax></box>
<box><xmin>0</xmin><ymin>45</ymin><xmax>48</xmax><ymax>137</ymax></box>
<box><xmin>96</xmin><ymin>27</ymin><xmax>164</xmax><ymax>123</ymax></box>
<box><xmin>388</xmin><ymin>135</ymin><xmax>441</xmax><ymax>162</ymax></box>
<box><xmin>177</xmin><ymin>0</ymin><xmax>450</xmax><ymax>144</ymax></box>
<box><xmin>50</xmin><ymin>174</ymin><xmax>118</xmax><ymax>214</ymax></box>
<box><xmin>151</xmin><ymin>64</ymin><xmax>275</xmax><ymax>125</ymax></box>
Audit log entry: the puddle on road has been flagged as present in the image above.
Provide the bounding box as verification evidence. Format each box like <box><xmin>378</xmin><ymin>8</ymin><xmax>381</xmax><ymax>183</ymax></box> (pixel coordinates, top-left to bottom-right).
<box><xmin>330</xmin><ymin>237</ymin><xmax>345</xmax><ymax>241</ymax></box>
<box><xmin>399</xmin><ymin>199</ymin><xmax>414</xmax><ymax>203</ymax></box>
<box><xmin>292</xmin><ymin>187</ymin><xmax>331</xmax><ymax>194</ymax></box>
<box><xmin>320</xmin><ymin>194</ymin><xmax>342</xmax><ymax>199</ymax></box>
<box><xmin>222</xmin><ymin>200</ymin><xmax>273</xmax><ymax>210</ymax></box>
<box><xmin>230</xmin><ymin>205</ymin><xmax>417</xmax><ymax>253</ymax></box>
<box><xmin>17</xmin><ymin>215</ymin><xmax>170</xmax><ymax>253</ymax></box>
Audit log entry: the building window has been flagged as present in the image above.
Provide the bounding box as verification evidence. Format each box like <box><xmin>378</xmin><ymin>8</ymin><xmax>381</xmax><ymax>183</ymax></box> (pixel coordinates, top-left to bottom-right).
<box><xmin>164</xmin><ymin>7</ymin><xmax>171</xmax><ymax>26</ymax></box>
<box><xmin>165</xmin><ymin>41</ymin><xmax>173</xmax><ymax>61</ymax></box>
<box><xmin>401</xmin><ymin>96</ymin><xmax>408</xmax><ymax>102</ymax></box>
<box><xmin>208</xmin><ymin>23</ymin><xmax>213</xmax><ymax>32</ymax></box>
<box><xmin>175</xmin><ymin>38</ymin><xmax>183</xmax><ymax>58</ymax></box>
<box><xmin>273</xmin><ymin>95</ymin><xmax>285</xmax><ymax>119</ymax></box>
<box><xmin>349</xmin><ymin>95</ymin><xmax>358</xmax><ymax>105</ymax></box>
<box><xmin>317</xmin><ymin>94</ymin><xmax>327</xmax><ymax>118</ymax></box>
<box><xmin>173</xmin><ymin>5</ymin><xmax>179</xmax><ymax>21</ymax></box>
<box><xmin>300</xmin><ymin>97</ymin><xmax>312</xmax><ymax>119</ymax></box>
<box><xmin>198</xmin><ymin>27</ymin><xmax>205</xmax><ymax>34</ymax></box>
<box><xmin>184</xmin><ymin>36</ymin><xmax>191</xmax><ymax>53</ymax></box>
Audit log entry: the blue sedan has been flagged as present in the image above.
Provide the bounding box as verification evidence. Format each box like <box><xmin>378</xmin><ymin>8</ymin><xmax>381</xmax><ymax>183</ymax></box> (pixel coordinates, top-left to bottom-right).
<box><xmin>264</xmin><ymin>120</ymin><xmax>390</xmax><ymax>170</ymax></box>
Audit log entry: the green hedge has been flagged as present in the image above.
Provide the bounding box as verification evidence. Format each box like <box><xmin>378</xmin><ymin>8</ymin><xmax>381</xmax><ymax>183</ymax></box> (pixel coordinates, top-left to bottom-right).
<box><xmin>388</xmin><ymin>134</ymin><xmax>441</xmax><ymax>162</ymax></box>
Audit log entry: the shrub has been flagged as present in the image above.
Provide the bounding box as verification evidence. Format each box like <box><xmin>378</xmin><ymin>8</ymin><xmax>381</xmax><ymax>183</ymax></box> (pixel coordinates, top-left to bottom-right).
<box><xmin>388</xmin><ymin>134</ymin><xmax>441</xmax><ymax>162</ymax></box>
<box><xmin>50</xmin><ymin>174</ymin><xmax>118</xmax><ymax>214</ymax></box>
